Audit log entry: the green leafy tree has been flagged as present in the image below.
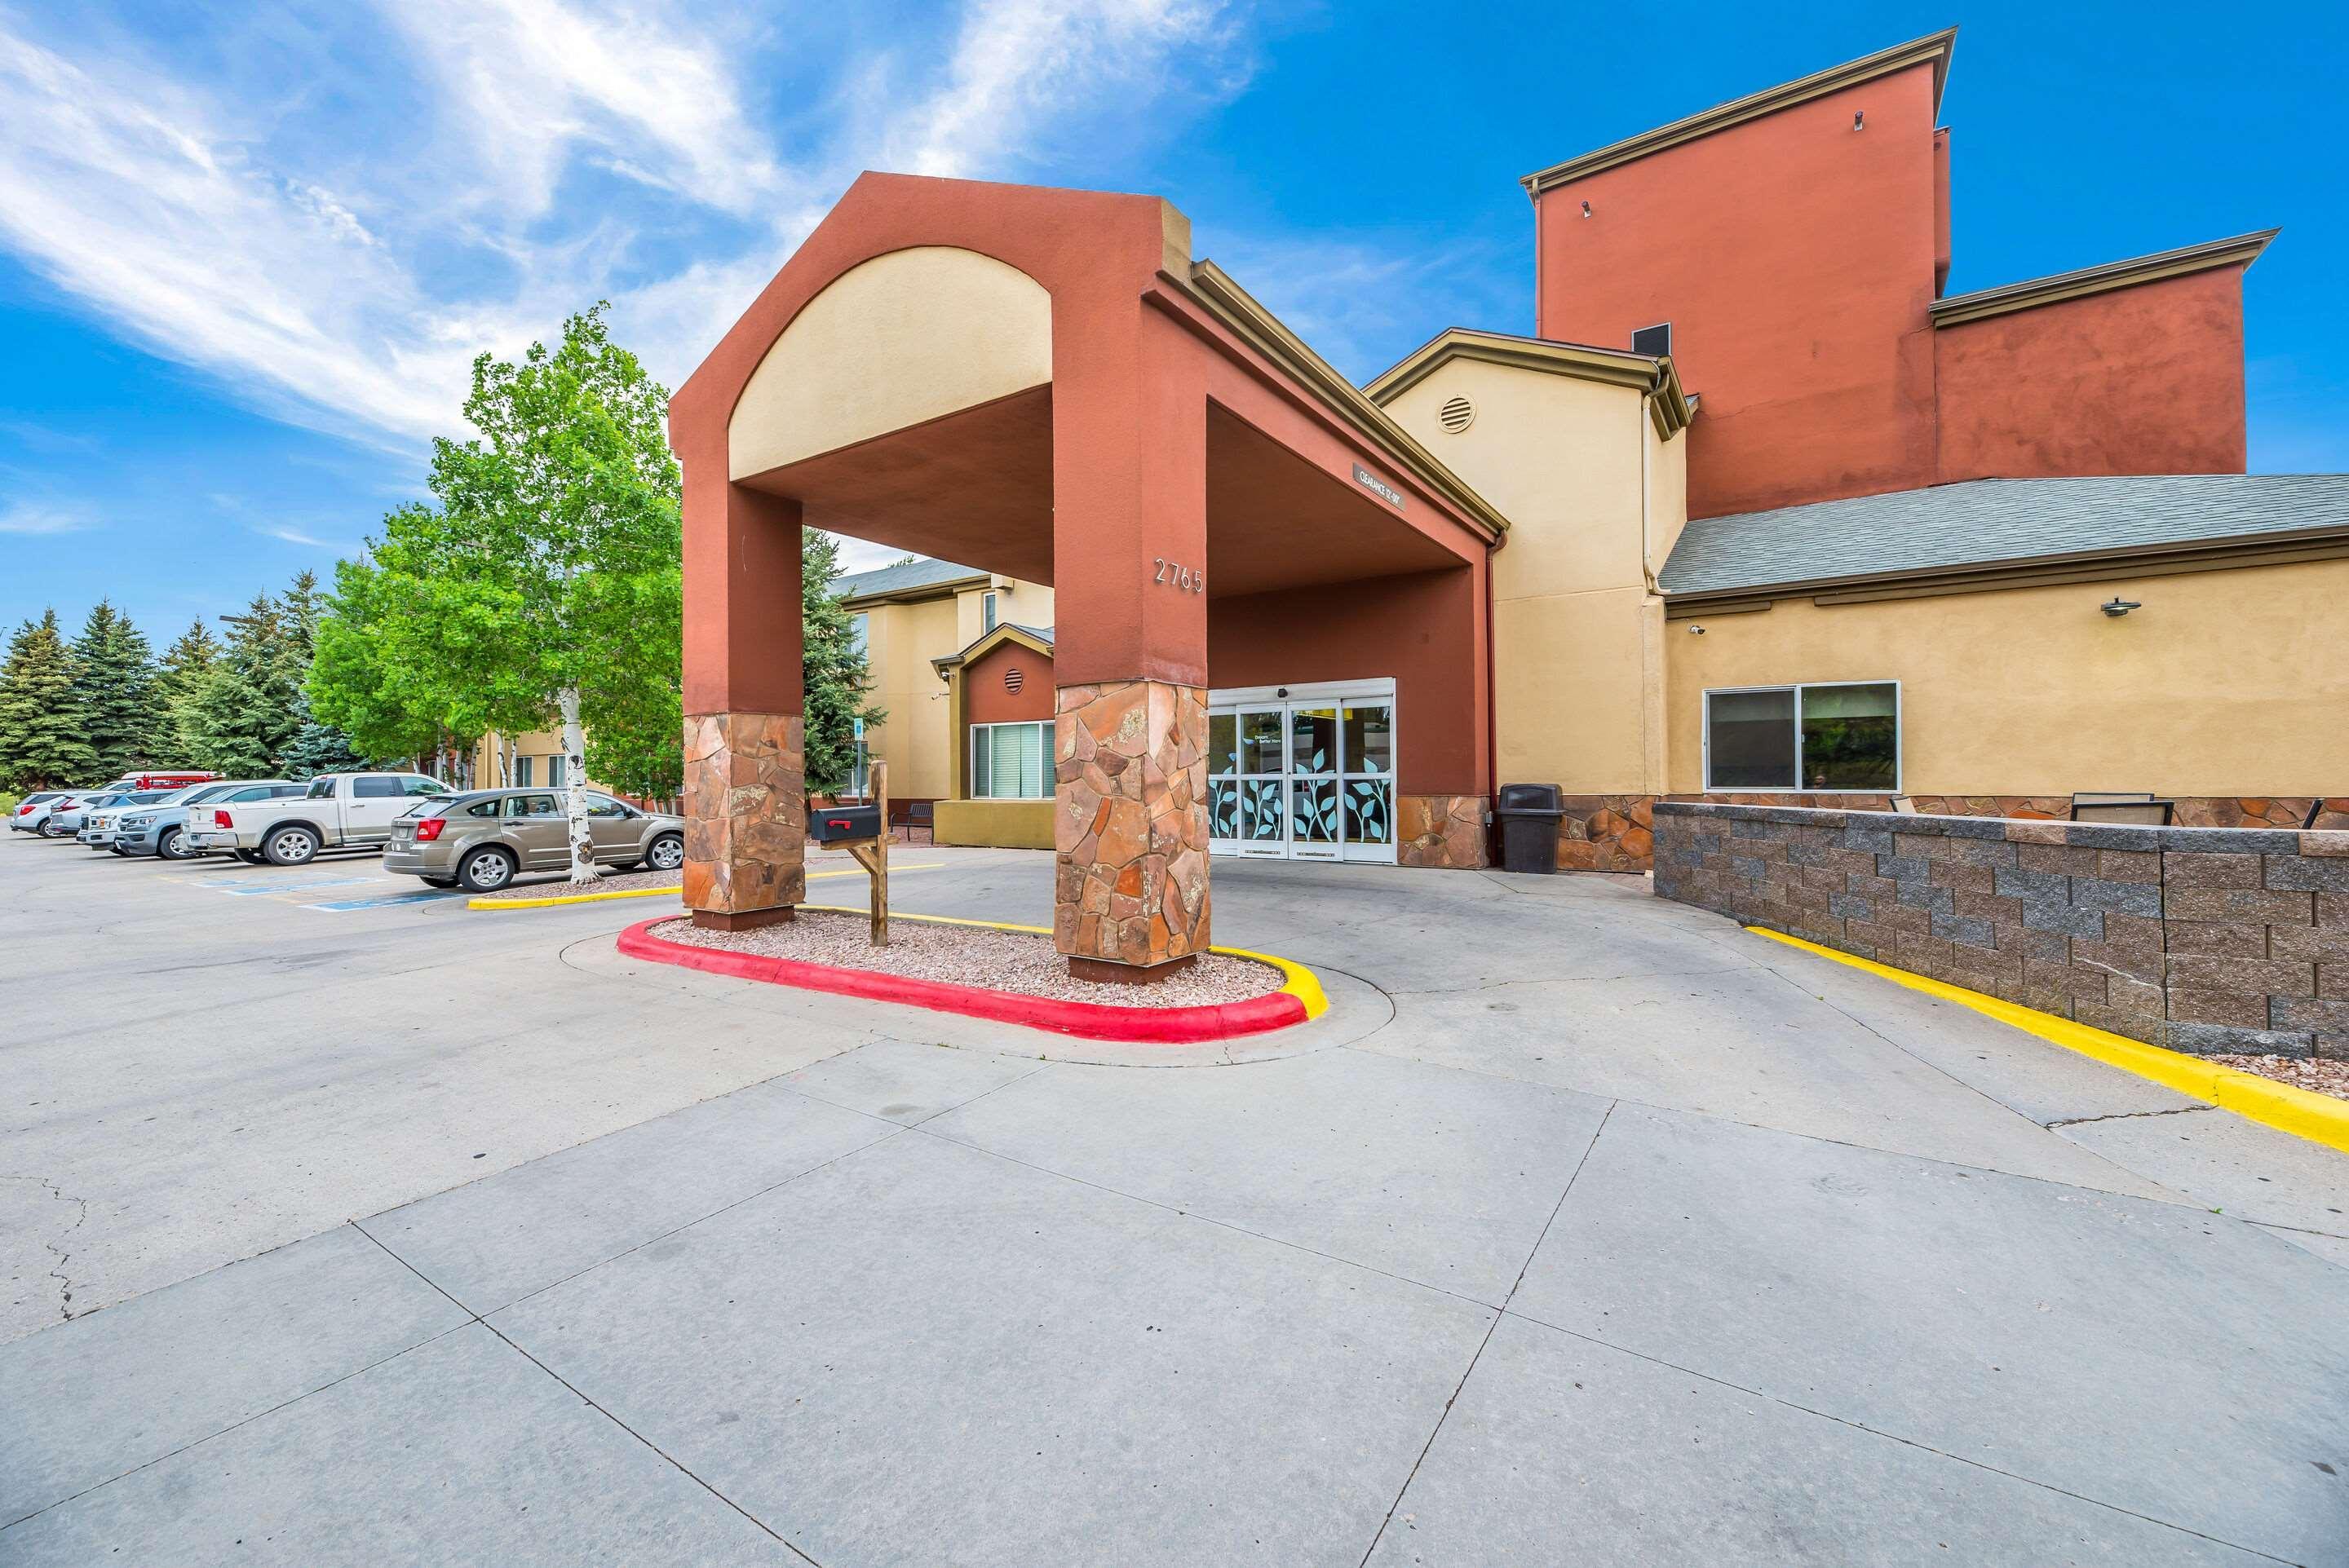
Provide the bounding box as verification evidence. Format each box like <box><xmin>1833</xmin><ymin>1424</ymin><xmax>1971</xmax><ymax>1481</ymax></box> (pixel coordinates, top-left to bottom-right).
<box><xmin>66</xmin><ymin>600</ymin><xmax>156</xmax><ymax>778</ymax></box>
<box><xmin>0</xmin><ymin>611</ymin><xmax>99</xmax><ymax>789</ymax></box>
<box><xmin>150</xmin><ymin>620</ymin><xmax>222</xmax><ymax>762</ymax></box>
<box><xmin>307</xmin><ymin>557</ymin><xmax>448</xmax><ymax>766</ymax></box>
<box><xmin>804</xmin><ymin>528</ymin><xmax>884</xmax><ymax>794</ymax></box>
<box><xmin>357</xmin><ymin>303</ymin><xmax>682</xmax><ymax>882</ymax></box>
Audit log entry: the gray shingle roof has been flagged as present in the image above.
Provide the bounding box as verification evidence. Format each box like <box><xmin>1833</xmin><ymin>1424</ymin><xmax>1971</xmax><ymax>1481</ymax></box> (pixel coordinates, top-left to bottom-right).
<box><xmin>1658</xmin><ymin>475</ymin><xmax>2349</xmax><ymax>597</ymax></box>
<box><xmin>833</xmin><ymin>557</ymin><xmax>984</xmax><ymax>601</ymax></box>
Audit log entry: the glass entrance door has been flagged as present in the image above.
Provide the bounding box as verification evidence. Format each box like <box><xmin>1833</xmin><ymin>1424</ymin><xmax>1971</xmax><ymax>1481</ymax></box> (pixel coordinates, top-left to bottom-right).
<box><xmin>1205</xmin><ymin>683</ymin><xmax>1397</xmax><ymax>864</ymax></box>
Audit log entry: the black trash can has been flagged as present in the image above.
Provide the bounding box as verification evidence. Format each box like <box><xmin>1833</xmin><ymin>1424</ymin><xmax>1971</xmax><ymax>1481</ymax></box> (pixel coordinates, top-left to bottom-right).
<box><xmin>1495</xmin><ymin>783</ymin><xmax>1565</xmax><ymax>874</ymax></box>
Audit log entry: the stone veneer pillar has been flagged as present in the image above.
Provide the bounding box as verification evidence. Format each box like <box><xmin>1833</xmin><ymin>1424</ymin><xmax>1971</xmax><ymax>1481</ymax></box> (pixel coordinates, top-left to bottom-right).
<box><xmin>682</xmin><ymin>711</ymin><xmax>807</xmax><ymax>929</ymax></box>
<box><xmin>1054</xmin><ymin>680</ymin><xmax>1210</xmax><ymax>978</ymax></box>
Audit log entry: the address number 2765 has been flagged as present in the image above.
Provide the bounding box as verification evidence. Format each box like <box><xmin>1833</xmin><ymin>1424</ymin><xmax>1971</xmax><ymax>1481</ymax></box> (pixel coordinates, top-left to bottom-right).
<box><xmin>1152</xmin><ymin>558</ymin><xmax>1203</xmax><ymax>594</ymax></box>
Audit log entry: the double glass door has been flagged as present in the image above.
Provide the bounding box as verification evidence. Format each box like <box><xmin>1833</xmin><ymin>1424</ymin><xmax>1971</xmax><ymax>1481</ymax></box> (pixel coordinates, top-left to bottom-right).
<box><xmin>1207</xmin><ymin>687</ymin><xmax>1396</xmax><ymax>863</ymax></box>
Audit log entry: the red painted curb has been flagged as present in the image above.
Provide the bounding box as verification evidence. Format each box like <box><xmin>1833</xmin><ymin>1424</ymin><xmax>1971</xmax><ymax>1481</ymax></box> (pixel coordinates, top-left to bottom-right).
<box><xmin>616</xmin><ymin>917</ymin><xmax>1308</xmax><ymax>1044</ymax></box>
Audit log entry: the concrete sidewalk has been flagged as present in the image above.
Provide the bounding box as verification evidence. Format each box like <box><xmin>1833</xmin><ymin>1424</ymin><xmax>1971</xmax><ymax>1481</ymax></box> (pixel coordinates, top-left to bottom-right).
<box><xmin>5</xmin><ymin>843</ymin><xmax>2346</xmax><ymax>1562</ymax></box>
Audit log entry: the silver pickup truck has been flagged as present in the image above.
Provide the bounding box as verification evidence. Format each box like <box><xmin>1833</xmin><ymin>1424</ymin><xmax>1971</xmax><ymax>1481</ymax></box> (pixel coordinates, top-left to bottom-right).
<box><xmin>185</xmin><ymin>770</ymin><xmax>455</xmax><ymax>865</ymax></box>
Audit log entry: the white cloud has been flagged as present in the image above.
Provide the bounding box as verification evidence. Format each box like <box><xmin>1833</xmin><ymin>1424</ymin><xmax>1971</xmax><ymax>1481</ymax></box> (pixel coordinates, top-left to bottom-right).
<box><xmin>0</xmin><ymin>501</ymin><xmax>91</xmax><ymax>535</ymax></box>
<box><xmin>0</xmin><ymin>0</ymin><xmax>1262</xmax><ymax>459</ymax></box>
<box><xmin>1207</xmin><ymin>232</ymin><xmax>1527</xmax><ymax>384</ymax></box>
<box><xmin>259</xmin><ymin>525</ymin><xmax>330</xmax><ymax>548</ymax></box>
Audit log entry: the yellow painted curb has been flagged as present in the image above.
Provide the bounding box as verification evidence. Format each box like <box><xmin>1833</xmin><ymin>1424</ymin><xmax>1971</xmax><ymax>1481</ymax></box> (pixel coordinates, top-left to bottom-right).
<box><xmin>796</xmin><ymin>903</ymin><xmax>1330</xmax><ymax>1023</ymax></box>
<box><xmin>1747</xmin><ymin>925</ymin><xmax>2349</xmax><ymax>1155</ymax></box>
<box><xmin>470</xmin><ymin>864</ymin><xmax>944</xmax><ymax>911</ymax></box>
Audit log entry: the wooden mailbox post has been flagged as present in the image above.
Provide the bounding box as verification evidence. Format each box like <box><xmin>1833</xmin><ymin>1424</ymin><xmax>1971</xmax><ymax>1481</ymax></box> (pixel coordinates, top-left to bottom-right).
<box><xmin>844</xmin><ymin>760</ymin><xmax>889</xmax><ymax>946</ymax></box>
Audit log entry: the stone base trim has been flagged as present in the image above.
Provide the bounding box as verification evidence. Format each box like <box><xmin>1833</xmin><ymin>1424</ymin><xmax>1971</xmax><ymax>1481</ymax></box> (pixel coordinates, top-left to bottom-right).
<box><xmin>1652</xmin><ymin>801</ymin><xmax>2349</xmax><ymax>1060</ymax></box>
<box><xmin>1068</xmin><ymin>952</ymin><xmax>1197</xmax><ymax>985</ymax></box>
<box><xmin>1054</xmin><ymin>681</ymin><xmax>1210</xmax><ymax>970</ymax></box>
<box><xmin>683</xmin><ymin>710</ymin><xmax>807</xmax><ymax>918</ymax></box>
<box><xmin>1397</xmin><ymin>795</ymin><xmax>1489</xmax><ymax>868</ymax></box>
<box><xmin>1554</xmin><ymin>794</ymin><xmax>2349</xmax><ymax>876</ymax></box>
<box><xmin>692</xmin><ymin>906</ymin><xmax>796</xmax><ymax>932</ymax></box>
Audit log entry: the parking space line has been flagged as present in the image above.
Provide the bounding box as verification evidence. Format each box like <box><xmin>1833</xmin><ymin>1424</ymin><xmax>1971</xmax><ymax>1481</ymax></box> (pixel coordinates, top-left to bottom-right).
<box><xmin>303</xmin><ymin>890</ymin><xmax>469</xmax><ymax>912</ymax></box>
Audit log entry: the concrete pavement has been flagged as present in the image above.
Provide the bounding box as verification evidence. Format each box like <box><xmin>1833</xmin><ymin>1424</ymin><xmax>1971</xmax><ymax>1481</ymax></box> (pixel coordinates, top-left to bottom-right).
<box><xmin>3</xmin><ymin>833</ymin><xmax>2346</xmax><ymax>1562</ymax></box>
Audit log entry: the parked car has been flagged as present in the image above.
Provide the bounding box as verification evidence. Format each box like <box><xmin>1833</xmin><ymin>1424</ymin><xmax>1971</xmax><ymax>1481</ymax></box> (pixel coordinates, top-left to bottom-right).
<box><xmin>77</xmin><ymin>790</ymin><xmax>180</xmax><ymax>850</ymax></box>
<box><xmin>9</xmin><ymin>792</ymin><xmax>74</xmax><ymax>834</ymax></box>
<box><xmin>185</xmin><ymin>770</ymin><xmax>454</xmax><ymax>866</ymax></box>
<box><xmin>116</xmin><ymin>780</ymin><xmax>306</xmax><ymax>860</ymax></box>
<box><xmin>42</xmin><ymin>793</ymin><xmax>125</xmax><ymax>839</ymax></box>
<box><xmin>383</xmin><ymin>788</ymin><xmax>686</xmax><ymax>892</ymax></box>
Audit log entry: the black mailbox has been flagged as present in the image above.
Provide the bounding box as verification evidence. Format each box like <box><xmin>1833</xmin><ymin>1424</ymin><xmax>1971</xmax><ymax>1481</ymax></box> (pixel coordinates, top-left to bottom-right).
<box><xmin>811</xmin><ymin>804</ymin><xmax>883</xmax><ymax>845</ymax></box>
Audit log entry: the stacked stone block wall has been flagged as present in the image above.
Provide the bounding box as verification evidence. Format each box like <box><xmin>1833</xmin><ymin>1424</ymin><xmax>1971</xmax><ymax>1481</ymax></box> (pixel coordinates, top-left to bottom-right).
<box><xmin>1652</xmin><ymin>802</ymin><xmax>2349</xmax><ymax>1058</ymax></box>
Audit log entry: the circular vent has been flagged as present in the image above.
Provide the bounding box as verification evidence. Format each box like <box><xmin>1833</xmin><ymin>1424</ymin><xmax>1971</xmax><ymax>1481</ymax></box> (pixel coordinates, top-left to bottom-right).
<box><xmin>1003</xmin><ymin>666</ymin><xmax>1024</xmax><ymax>694</ymax></box>
<box><xmin>1437</xmin><ymin>395</ymin><xmax>1475</xmax><ymax>433</ymax></box>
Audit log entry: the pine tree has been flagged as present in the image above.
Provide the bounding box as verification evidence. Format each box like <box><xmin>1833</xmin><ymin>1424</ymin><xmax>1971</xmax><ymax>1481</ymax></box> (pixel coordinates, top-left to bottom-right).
<box><xmin>803</xmin><ymin>528</ymin><xmax>885</xmax><ymax>793</ymax></box>
<box><xmin>67</xmin><ymin>600</ymin><xmax>157</xmax><ymax>777</ymax></box>
<box><xmin>150</xmin><ymin>620</ymin><xmax>222</xmax><ymax>762</ymax></box>
<box><xmin>179</xmin><ymin>594</ymin><xmax>303</xmax><ymax>776</ymax></box>
<box><xmin>279</xmin><ymin>690</ymin><xmax>365</xmax><ymax>779</ymax></box>
<box><xmin>0</xmin><ymin>611</ymin><xmax>99</xmax><ymax>790</ymax></box>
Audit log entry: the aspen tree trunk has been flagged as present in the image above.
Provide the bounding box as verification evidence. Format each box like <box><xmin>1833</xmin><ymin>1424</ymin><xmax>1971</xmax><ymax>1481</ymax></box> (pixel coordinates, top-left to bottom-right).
<box><xmin>559</xmin><ymin>687</ymin><xmax>594</xmax><ymax>885</ymax></box>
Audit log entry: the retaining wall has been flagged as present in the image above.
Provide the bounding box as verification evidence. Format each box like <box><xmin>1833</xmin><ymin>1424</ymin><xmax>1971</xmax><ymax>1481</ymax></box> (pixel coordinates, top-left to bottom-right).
<box><xmin>1652</xmin><ymin>802</ymin><xmax>2349</xmax><ymax>1058</ymax></box>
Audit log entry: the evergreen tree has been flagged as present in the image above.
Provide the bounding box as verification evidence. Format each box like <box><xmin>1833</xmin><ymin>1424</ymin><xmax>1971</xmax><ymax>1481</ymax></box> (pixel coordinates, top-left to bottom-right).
<box><xmin>804</xmin><ymin>528</ymin><xmax>884</xmax><ymax>793</ymax></box>
<box><xmin>179</xmin><ymin>594</ymin><xmax>304</xmax><ymax>776</ymax></box>
<box><xmin>279</xmin><ymin>690</ymin><xmax>365</xmax><ymax>779</ymax></box>
<box><xmin>66</xmin><ymin>600</ymin><xmax>157</xmax><ymax>777</ymax></box>
<box><xmin>150</xmin><ymin>620</ymin><xmax>222</xmax><ymax>762</ymax></box>
<box><xmin>0</xmin><ymin>611</ymin><xmax>98</xmax><ymax>789</ymax></box>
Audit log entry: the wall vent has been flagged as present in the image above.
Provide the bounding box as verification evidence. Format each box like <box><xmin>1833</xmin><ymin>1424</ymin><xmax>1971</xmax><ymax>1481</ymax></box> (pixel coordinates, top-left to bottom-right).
<box><xmin>1437</xmin><ymin>395</ymin><xmax>1475</xmax><ymax>433</ymax></box>
<box><xmin>1003</xmin><ymin>666</ymin><xmax>1024</xmax><ymax>694</ymax></box>
<box><xmin>1631</xmin><ymin>322</ymin><xmax>1673</xmax><ymax>359</ymax></box>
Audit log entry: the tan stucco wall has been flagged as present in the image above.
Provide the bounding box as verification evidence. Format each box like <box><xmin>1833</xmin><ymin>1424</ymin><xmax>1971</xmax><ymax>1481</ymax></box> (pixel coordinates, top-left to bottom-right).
<box><xmin>934</xmin><ymin>797</ymin><xmax>1055</xmax><ymax>850</ymax></box>
<box><xmin>1665</xmin><ymin>559</ymin><xmax>2349</xmax><ymax>796</ymax></box>
<box><xmin>956</xmin><ymin>577</ymin><xmax>1055</xmax><ymax>644</ymax></box>
<box><xmin>729</xmin><ymin>246</ymin><xmax>1051</xmax><ymax>479</ymax></box>
<box><xmin>856</xmin><ymin>595</ymin><xmax>958</xmax><ymax>799</ymax></box>
<box><xmin>1382</xmin><ymin>357</ymin><xmax>1682</xmax><ymax>793</ymax></box>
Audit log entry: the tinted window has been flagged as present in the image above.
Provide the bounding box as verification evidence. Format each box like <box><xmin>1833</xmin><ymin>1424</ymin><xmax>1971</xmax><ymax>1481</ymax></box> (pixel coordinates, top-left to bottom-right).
<box><xmin>465</xmin><ymin>798</ymin><xmax>503</xmax><ymax>819</ymax></box>
<box><xmin>272</xmin><ymin>784</ymin><xmax>307</xmax><ymax>797</ymax></box>
<box><xmin>406</xmin><ymin>776</ymin><xmax>449</xmax><ymax>796</ymax></box>
<box><xmin>128</xmin><ymin>791</ymin><xmax>173</xmax><ymax>804</ymax></box>
<box><xmin>307</xmin><ymin>778</ymin><xmax>337</xmax><ymax>799</ymax></box>
<box><xmin>185</xmin><ymin>785</ymin><xmax>236</xmax><ymax>804</ymax></box>
<box><xmin>507</xmin><ymin>793</ymin><xmax>560</xmax><ymax>819</ymax></box>
<box><xmin>228</xmin><ymin>787</ymin><xmax>275</xmax><ymax>802</ymax></box>
<box><xmin>352</xmin><ymin>775</ymin><xmax>402</xmax><ymax>798</ymax></box>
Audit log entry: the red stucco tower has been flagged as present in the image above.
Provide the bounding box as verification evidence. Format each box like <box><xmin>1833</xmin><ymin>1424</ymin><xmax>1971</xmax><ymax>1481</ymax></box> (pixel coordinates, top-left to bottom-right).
<box><xmin>1523</xmin><ymin>30</ymin><xmax>2272</xmax><ymax>520</ymax></box>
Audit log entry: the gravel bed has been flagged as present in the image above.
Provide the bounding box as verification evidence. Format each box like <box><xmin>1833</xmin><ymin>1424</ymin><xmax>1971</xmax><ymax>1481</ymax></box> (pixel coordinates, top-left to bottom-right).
<box><xmin>2212</xmin><ymin>1053</ymin><xmax>2349</xmax><ymax>1102</ymax></box>
<box><xmin>651</xmin><ymin>910</ymin><xmax>1284</xmax><ymax>1008</ymax></box>
<box><xmin>476</xmin><ymin>868</ymin><xmax>682</xmax><ymax>901</ymax></box>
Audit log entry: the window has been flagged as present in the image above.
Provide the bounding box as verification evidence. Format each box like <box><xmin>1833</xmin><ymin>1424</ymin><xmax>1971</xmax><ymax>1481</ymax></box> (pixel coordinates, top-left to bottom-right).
<box><xmin>980</xmin><ymin>590</ymin><xmax>998</xmax><ymax>634</ymax></box>
<box><xmin>272</xmin><ymin>784</ymin><xmax>307</xmax><ymax>798</ymax></box>
<box><xmin>1704</xmin><ymin>682</ymin><xmax>1899</xmax><ymax>793</ymax></box>
<box><xmin>307</xmin><ymin>778</ymin><xmax>337</xmax><ymax>799</ymax></box>
<box><xmin>403</xmin><ymin>776</ymin><xmax>448</xmax><ymax>796</ymax></box>
<box><xmin>228</xmin><ymin>786</ymin><xmax>274</xmax><ymax>802</ymax></box>
<box><xmin>507</xmin><ymin>793</ymin><xmax>560</xmax><ymax>819</ymax></box>
<box><xmin>587</xmin><ymin>793</ymin><xmax>633</xmax><ymax>819</ymax></box>
<box><xmin>465</xmin><ymin>798</ymin><xmax>503</xmax><ymax>818</ymax></box>
<box><xmin>548</xmin><ymin>754</ymin><xmax>565</xmax><ymax>788</ymax></box>
<box><xmin>513</xmin><ymin>755</ymin><xmax>533</xmax><ymax>787</ymax></box>
<box><xmin>848</xmin><ymin>613</ymin><xmax>869</xmax><ymax>660</ymax></box>
<box><xmin>352</xmin><ymin>775</ymin><xmax>402</xmax><ymax>798</ymax></box>
<box><xmin>971</xmin><ymin>721</ymin><xmax>1049</xmax><ymax>799</ymax></box>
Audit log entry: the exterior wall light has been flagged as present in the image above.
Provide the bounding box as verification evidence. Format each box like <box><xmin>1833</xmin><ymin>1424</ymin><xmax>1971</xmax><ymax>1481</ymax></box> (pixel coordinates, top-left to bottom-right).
<box><xmin>2101</xmin><ymin>598</ymin><xmax>2141</xmax><ymax>617</ymax></box>
<box><xmin>1853</xmin><ymin>111</ymin><xmax>1865</xmax><ymax>130</ymax></box>
<box><xmin>1687</xmin><ymin>624</ymin><xmax>1705</xmax><ymax>635</ymax></box>
<box><xmin>1581</xmin><ymin>201</ymin><xmax>1592</xmax><ymax>218</ymax></box>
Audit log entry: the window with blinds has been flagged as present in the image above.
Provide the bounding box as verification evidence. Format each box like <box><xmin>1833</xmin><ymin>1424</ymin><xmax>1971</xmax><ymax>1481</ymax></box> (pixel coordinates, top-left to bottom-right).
<box><xmin>971</xmin><ymin>721</ymin><xmax>1049</xmax><ymax>799</ymax></box>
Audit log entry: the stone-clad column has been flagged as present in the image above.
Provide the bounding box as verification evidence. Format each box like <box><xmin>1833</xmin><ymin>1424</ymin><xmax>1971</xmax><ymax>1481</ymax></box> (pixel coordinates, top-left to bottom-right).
<box><xmin>1055</xmin><ymin>680</ymin><xmax>1210</xmax><ymax>977</ymax></box>
<box><xmin>683</xmin><ymin>712</ymin><xmax>807</xmax><ymax>929</ymax></box>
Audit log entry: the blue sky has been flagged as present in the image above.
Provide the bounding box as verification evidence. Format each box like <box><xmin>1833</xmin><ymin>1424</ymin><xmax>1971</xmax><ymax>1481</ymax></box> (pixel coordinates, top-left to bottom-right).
<box><xmin>3</xmin><ymin>0</ymin><xmax>2342</xmax><ymax>642</ymax></box>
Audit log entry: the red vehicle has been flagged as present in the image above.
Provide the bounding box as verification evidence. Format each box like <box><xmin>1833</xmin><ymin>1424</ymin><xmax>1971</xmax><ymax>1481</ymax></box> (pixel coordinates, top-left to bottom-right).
<box><xmin>102</xmin><ymin>771</ymin><xmax>218</xmax><ymax>791</ymax></box>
